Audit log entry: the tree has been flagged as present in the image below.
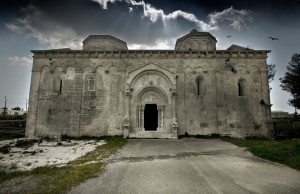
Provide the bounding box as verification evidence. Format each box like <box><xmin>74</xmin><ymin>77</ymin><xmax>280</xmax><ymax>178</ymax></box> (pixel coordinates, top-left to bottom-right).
<box><xmin>267</xmin><ymin>64</ymin><xmax>276</xmax><ymax>83</ymax></box>
<box><xmin>280</xmin><ymin>53</ymin><xmax>300</xmax><ymax>110</ymax></box>
<box><xmin>12</xmin><ymin>107</ymin><xmax>21</xmax><ymax>110</ymax></box>
<box><xmin>267</xmin><ymin>63</ymin><xmax>276</xmax><ymax>90</ymax></box>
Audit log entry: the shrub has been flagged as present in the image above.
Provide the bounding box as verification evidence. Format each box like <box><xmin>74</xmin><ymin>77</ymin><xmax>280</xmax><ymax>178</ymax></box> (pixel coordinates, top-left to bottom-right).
<box><xmin>0</xmin><ymin>144</ymin><xmax>10</xmax><ymax>154</ymax></box>
<box><xmin>15</xmin><ymin>139</ymin><xmax>38</xmax><ymax>148</ymax></box>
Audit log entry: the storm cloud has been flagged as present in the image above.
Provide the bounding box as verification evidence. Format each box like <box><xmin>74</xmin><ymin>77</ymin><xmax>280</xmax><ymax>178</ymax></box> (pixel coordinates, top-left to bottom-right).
<box><xmin>0</xmin><ymin>0</ymin><xmax>300</xmax><ymax>112</ymax></box>
<box><xmin>4</xmin><ymin>0</ymin><xmax>255</xmax><ymax>49</ymax></box>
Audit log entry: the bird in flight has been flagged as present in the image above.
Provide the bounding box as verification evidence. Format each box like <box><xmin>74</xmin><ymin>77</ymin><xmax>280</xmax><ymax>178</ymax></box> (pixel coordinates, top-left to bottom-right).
<box><xmin>226</xmin><ymin>35</ymin><xmax>231</xmax><ymax>38</ymax></box>
<box><xmin>268</xmin><ymin>36</ymin><xmax>279</xmax><ymax>40</ymax></box>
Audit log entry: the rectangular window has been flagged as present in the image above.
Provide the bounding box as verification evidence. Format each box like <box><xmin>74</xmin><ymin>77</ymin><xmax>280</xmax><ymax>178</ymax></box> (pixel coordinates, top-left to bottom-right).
<box><xmin>59</xmin><ymin>79</ymin><xmax>62</xmax><ymax>92</ymax></box>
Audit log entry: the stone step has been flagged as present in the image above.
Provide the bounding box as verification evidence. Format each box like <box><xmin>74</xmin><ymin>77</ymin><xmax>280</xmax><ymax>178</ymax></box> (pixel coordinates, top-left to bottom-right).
<box><xmin>128</xmin><ymin>132</ymin><xmax>177</xmax><ymax>139</ymax></box>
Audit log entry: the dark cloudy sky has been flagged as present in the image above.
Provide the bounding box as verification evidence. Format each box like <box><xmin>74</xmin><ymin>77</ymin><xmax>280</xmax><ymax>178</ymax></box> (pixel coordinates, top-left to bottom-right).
<box><xmin>0</xmin><ymin>0</ymin><xmax>300</xmax><ymax>113</ymax></box>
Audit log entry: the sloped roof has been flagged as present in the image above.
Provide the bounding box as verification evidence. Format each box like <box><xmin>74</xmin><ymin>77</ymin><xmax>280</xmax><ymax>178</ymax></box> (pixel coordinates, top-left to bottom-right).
<box><xmin>227</xmin><ymin>44</ymin><xmax>252</xmax><ymax>51</ymax></box>
<box><xmin>82</xmin><ymin>35</ymin><xmax>127</xmax><ymax>44</ymax></box>
<box><xmin>175</xmin><ymin>29</ymin><xmax>217</xmax><ymax>46</ymax></box>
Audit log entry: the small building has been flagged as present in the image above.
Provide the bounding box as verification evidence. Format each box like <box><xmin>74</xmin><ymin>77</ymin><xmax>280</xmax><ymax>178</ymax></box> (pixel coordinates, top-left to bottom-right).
<box><xmin>271</xmin><ymin>111</ymin><xmax>290</xmax><ymax>119</ymax></box>
<box><xmin>26</xmin><ymin>29</ymin><xmax>272</xmax><ymax>138</ymax></box>
<box><xmin>1</xmin><ymin>108</ymin><xmax>27</xmax><ymax>116</ymax></box>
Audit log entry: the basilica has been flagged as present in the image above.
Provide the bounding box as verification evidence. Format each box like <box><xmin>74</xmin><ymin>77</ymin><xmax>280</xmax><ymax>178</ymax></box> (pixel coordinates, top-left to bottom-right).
<box><xmin>26</xmin><ymin>29</ymin><xmax>272</xmax><ymax>138</ymax></box>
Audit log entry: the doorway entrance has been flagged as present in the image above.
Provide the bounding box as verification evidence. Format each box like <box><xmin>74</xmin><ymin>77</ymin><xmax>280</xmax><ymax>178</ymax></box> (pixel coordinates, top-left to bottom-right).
<box><xmin>144</xmin><ymin>104</ymin><xmax>158</xmax><ymax>131</ymax></box>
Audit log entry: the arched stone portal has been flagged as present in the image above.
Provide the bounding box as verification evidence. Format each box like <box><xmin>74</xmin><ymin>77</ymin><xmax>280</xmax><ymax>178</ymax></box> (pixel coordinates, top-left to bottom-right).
<box><xmin>125</xmin><ymin>63</ymin><xmax>177</xmax><ymax>138</ymax></box>
<box><xmin>135</xmin><ymin>86</ymin><xmax>168</xmax><ymax>131</ymax></box>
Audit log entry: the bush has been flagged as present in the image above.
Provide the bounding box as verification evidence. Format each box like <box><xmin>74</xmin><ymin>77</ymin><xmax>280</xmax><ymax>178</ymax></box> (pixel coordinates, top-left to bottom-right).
<box><xmin>15</xmin><ymin>139</ymin><xmax>38</xmax><ymax>148</ymax></box>
<box><xmin>0</xmin><ymin>114</ymin><xmax>26</xmax><ymax>120</ymax></box>
<box><xmin>0</xmin><ymin>145</ymin><xmax>10</xmax><ymax>154</ymax></box>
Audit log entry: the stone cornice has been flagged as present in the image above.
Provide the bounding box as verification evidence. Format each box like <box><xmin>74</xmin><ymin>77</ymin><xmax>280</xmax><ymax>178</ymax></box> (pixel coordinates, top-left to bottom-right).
<box><xmin>31</xmin><ymin>50</ymin><xmax>270</xmax><ymax>59</ymax></box>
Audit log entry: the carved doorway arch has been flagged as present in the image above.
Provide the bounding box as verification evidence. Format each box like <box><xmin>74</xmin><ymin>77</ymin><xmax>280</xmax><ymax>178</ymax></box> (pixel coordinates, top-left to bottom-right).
<box><xmin>136</xmin><ymin>86</ymin><xmax>168</xmax><ymax>131</ymax></box>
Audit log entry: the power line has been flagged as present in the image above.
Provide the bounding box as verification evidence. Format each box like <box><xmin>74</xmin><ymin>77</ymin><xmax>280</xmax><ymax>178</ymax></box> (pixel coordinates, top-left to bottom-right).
<box><xmin>1</xmin><ymin>96</ymin><xmax>28</xmax><ymax>110</ymax></box>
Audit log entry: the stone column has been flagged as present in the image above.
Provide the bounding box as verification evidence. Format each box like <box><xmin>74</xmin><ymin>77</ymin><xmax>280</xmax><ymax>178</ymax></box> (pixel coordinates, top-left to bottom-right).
<box><xmin>161</xmin><ymin>106</ymin><xmax>164</xmax><ymax>128</ymax></box>
<box><xmin>140</xmin><ymin>105</ymin><xmax>145</xmax><ymax>130</ymax></box>
<box><xmin>157</xmin><ymin>105</ymin><xmax>161</xmax><ymax>129</ymax></box>
<box><xmin>137</xmin><ymin>105</ymin><xmax>140</xmax><ymax>129</ymax></box>
<box><xmin>172</xmin><ymin>89</ymin><xmax>177</xmax><ymax>118</ymax></box>
<box><xmin>171</xmin><ymin>89</ymin><xmax>178</xmax><ymax>136</ymax></box>
<box><xmin>125</xmin><ymin>90</ymin><xmax>131</xmax><ymax>118</ymax></box>
<box><xmin>123</xmin><ymin>90</ymin><xmax>131</xmax><ymax>137</ymax></box>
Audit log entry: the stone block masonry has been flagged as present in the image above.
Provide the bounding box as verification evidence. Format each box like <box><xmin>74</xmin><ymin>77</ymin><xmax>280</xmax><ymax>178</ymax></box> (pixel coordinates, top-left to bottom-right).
<box><xmin>26</xmin><ymin>30</ymin><xmax>272</xmax><ymax>138</ymax></box>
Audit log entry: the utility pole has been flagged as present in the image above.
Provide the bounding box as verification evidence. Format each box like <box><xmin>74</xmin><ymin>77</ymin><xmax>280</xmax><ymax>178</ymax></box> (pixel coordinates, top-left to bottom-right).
<box><xmin>25</xmin><ymin>98</ymin><xmax>28</xmax><ymax>112</ymax></box>
<box><xmin>4</xmin><ymin>96</ymin><xmax>7</xmax><ymax>118</ymax></box>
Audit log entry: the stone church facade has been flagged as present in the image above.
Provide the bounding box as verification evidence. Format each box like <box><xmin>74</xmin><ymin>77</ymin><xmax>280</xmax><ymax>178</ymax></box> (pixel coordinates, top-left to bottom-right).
<box><xmin>26</xmin><ymin>30</ymin><xmax>272</xmax><ymax>138</ymax></box>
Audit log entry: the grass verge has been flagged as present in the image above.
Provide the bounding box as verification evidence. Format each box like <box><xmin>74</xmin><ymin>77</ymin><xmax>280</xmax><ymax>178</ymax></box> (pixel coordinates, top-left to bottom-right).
<box><xmin>0</xmin><ymin>136</ymin><xmax>127</xmax><ymax>194</ymax></box>
<box><xmin>223</xmin><ymin>137</ymin><xmax>300</xmax><ymax>170</ymax></box>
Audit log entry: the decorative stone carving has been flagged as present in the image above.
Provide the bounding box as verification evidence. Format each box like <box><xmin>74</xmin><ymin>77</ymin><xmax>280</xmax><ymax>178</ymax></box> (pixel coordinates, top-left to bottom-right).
<box><xmin>172</xmin><ymin>118</ymin><xmax>178</xmax><ymax>127</ymax></box>
<box><xmin>125</xmin><ymin>89</ymin><xmax>132</xmax><ymax>96</ymax></box>
<box><xmin>157</xmin><ymin>78</ymin><xmax>161</xmax><ymax>85</ymax></box>
<box><xmin>142</xmin><ymin>76</ymin><xmax>146</xmax><ymax>85</ymax></box>
<box><xmin>87</xmin><ymin>75</ymin><xmax>96</xmax><ymax>91</ymax></box>
<box><xmin>144</xmin><ymin>94</ymin><xmax>158</xmax><ymax>102</ymax></box>
<box><xmin>171</xmin><ymin>118</ymin><xmax>178</xmax><ymax>137</ymax></box>
<box><xmin>123</xmin><ymin>116</ymin><xmax>130</xmax><ymax>126</ymax></box>
<box><xmin>122</xmin><ymin>116</ymin><xmax>130</xmax><ymax>138</ymax></box>
<box><xmin>170</xmin><ymin>88</ymin><xmax>177</xmax><ymax>96</ymax></box>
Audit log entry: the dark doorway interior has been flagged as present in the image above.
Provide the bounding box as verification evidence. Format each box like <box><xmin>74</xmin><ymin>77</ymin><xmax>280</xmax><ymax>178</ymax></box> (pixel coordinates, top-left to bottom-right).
<box><xmin>144</xmin><ymin>104</ymin><xmax>158</xmax><ymax>131</ymax></box>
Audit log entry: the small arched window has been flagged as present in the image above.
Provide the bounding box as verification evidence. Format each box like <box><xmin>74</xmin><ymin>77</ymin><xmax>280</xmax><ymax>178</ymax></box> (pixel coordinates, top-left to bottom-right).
<box><xmin>238</xmin><ymin>79</ymin><xmax>246</xmax><ymax>96</ymax></box>
<box><xmin>196</xmin><ymin>77</ymin><xmax>204</xmax><ymax>96</ymax></box>
<box><xmin>87</xmin><ymin>75</ymin><xmax>96</xmax><ymax>92</ymax></box>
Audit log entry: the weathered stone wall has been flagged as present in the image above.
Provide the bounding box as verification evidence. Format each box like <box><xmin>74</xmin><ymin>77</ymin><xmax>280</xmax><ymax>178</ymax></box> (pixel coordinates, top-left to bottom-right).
<box><xmin>26</xmin><ymin>50</ymin><xmax>271</xmax><ymax>138</ymax></box>
<box><xmin>26</xmin><ymin>30</ymin><xmax>271</xmax><ymax>138</ymax></box>
<box><xmin>26</xmin><ymin>57</ymin><xmax>126</xmax><ymax>137</ymax></box>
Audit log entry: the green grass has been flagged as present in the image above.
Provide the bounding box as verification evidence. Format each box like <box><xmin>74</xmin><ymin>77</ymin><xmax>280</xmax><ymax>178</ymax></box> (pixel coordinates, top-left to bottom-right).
<box><xmin>223</xmin><ymin>137</ymin><xmax>300</xmax><ymax>170</ymax></box>
<box><xmin>0</xmin><ymin>136</ymin><xmax>127</xmax><ymax>194</ymax></box>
